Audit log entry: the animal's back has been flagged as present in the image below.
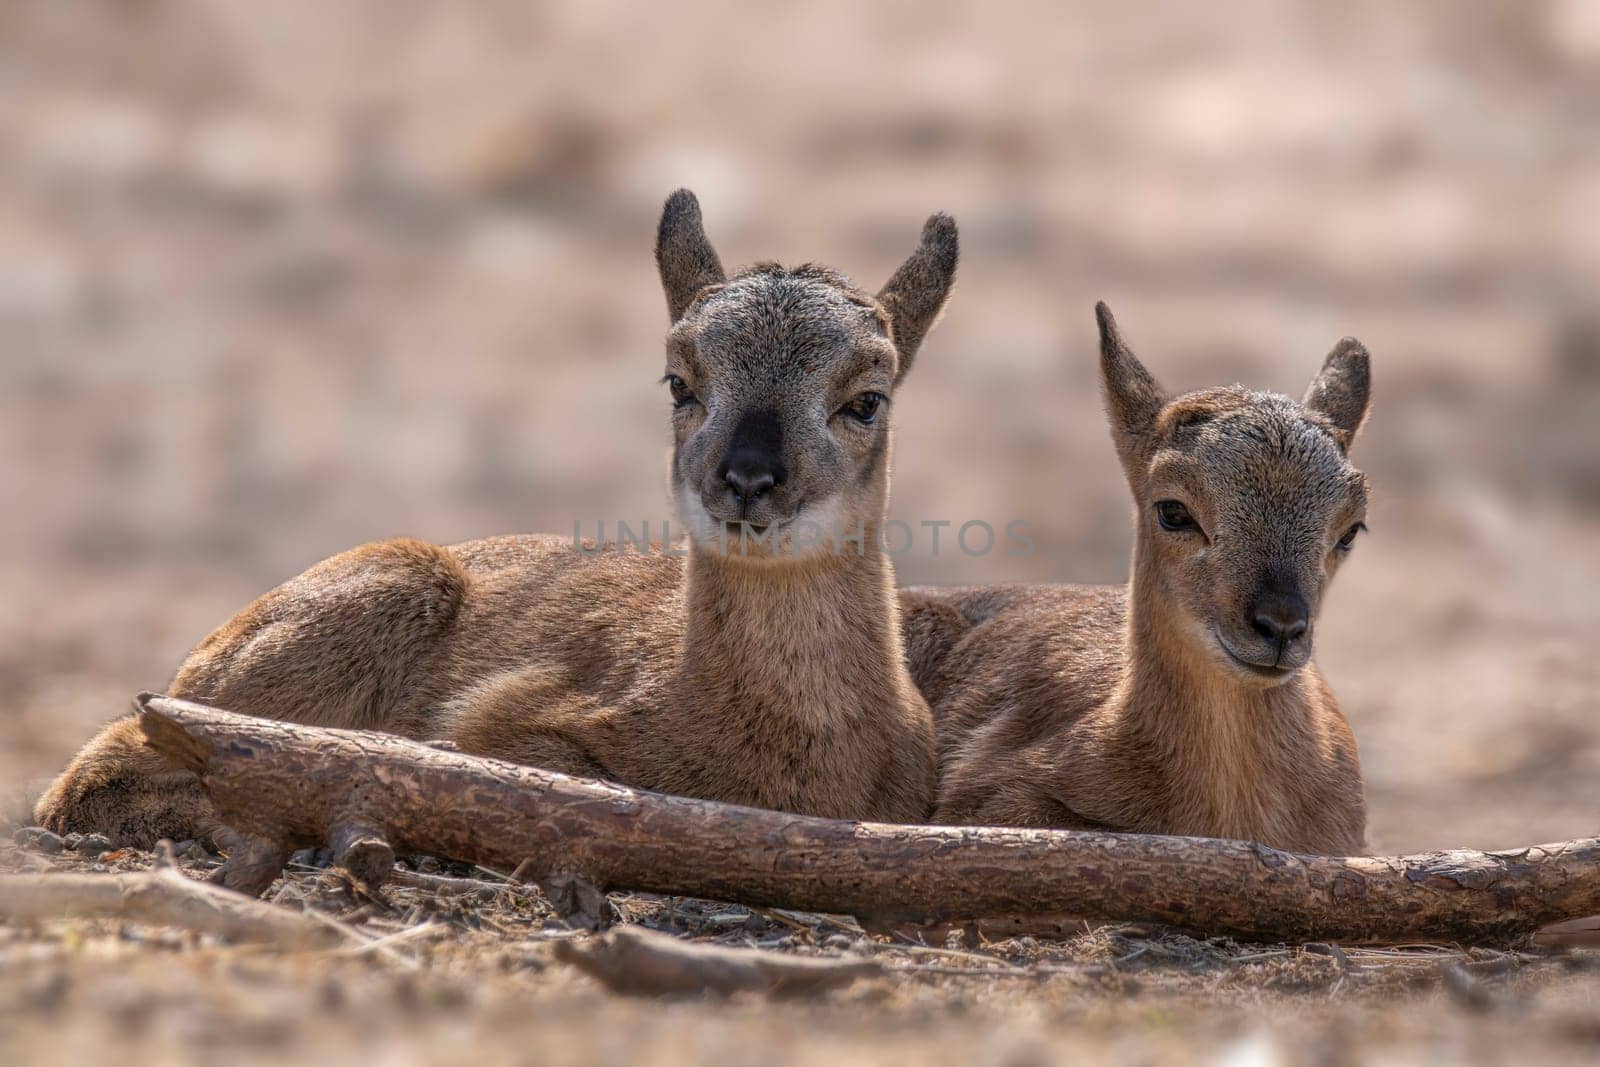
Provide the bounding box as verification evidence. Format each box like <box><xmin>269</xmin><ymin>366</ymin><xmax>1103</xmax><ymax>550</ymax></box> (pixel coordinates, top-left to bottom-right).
<box><xmin>441</xmin><ymin>534</ymin><xmax>687</xmax><ymax>701</ymax></box>
<box><xmin>899</xmin><ymin>583</ymin><xmax>1127</xmax><ymax>764</ymax></box>
<box><xmin>168</xmin><ymin>533</ymin><xmax>688</xmax><ymax>740</ymax></box>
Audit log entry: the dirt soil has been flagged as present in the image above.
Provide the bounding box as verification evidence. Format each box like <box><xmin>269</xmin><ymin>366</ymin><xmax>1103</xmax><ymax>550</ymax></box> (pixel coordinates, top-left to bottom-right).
<box><xmin>4</xmin><ymin>1</ymin><xmax>1600</xmax><ymax>1062</ymax></box>
<box><xmin>7</xmin><ymin>840</ymin><xmax>1600</xmax><ymax>1066</ymax></box>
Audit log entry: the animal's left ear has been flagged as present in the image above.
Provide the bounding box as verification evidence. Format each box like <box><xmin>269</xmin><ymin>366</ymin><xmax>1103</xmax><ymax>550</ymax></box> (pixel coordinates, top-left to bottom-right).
<box><xmin>877</xmin><ymin>213</ymin><xmax>959</xmax><ymax>383</ymax></box>
<box><xmin>1302</xmin><ymin>337</ymin><xmax>1372</xmax><ymax>450</ymax></box>
<box><xmin>656</xmin><ymin>189</ymin><xmax>727</xmax><ymax>323</ymax></box>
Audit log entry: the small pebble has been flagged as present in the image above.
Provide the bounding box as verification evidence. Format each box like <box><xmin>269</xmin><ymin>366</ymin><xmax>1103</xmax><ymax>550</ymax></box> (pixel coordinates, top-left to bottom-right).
<box><xmin>75</xmin><ymin>833</ymin><xmax>112</xmax><ymax>859</ymax></box>
<box><xmin>12</xmin><ymin>826</ymin><xmax>64</xmax><ymax>854</ymax></box>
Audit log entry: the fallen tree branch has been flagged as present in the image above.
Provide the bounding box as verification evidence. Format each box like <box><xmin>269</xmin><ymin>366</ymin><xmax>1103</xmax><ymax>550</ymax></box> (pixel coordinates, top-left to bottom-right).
<box><xmin>138</xmin><ymin>693</ymin><xmax>1600</xmax><ymax>945</ymax></box>
<box><xmin>553</xmin><ymin>925</ymin><xmax>882</xmax><ymax>997</ymax></box>
<box><xmin>0</xmin><ymin>867</ymin><xmax>345</xmax><ymax>949</ymax></box>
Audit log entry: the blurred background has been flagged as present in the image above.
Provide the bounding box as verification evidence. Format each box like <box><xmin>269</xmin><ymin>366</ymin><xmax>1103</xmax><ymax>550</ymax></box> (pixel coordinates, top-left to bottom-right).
<box><xmin>3</xmin><ymin>0</ymin><xmax>1598</xmax><ymax>860</ymax></box>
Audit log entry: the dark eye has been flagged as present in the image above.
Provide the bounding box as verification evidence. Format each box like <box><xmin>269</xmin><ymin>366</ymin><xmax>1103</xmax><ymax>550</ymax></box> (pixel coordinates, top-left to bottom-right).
<box><xmin>1154</xmin><ymin>500</ymin><xmax>1197</xmax><ymax>532</ymax></box>
<box><xmin>1336</xmin><ymin>521</ymin><xmax>1367</xmax><ymax>551</ymax></box>
<box><xmin>664</xmin><ymin>374</ymin><xmax>697</xmax><ymax>409</ymax></box>
<box><xmin>840</xmin><ymin>391</ymin><xmax>885</xmax><ymax>424</ymax></box>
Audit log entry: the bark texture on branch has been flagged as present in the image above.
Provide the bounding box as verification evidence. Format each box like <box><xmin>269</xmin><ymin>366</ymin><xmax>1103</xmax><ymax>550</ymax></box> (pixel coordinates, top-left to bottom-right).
<box><xmin>138</xmin><ymin>694</ymin><xmax>1600</xmax><ymax>945</ymax></box>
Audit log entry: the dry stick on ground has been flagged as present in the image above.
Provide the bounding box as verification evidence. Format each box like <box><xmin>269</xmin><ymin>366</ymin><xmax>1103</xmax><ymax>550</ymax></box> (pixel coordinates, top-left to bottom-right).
<box><xmin>0</xmin><ymin>868</ymin><xmax>346</xmax><ymax>949</ymax></box>
<box><xmin>387</xmin><ymin>869</ymin><xmax>515</xmax><ymax>900</ymax></box>
<box><xmin>138</xmin><ymin>694</ymin><xmax>1600</xmax><ymax>946</ymax></box>
<box><xmin>554</xmin><ymin>925</ymin><xmax>882</xmax><ymax>997</ymax></box>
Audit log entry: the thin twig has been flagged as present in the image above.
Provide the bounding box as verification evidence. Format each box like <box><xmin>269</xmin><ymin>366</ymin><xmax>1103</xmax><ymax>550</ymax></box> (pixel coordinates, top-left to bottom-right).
<box><xmin>334</xmin><ymin>920</ymin><xmax>447</xmax><ymax>959</ymax></box>
<box><xmin>0</xmin><ymin>870</ymin><xmax>344</xmax><ymax>949</ymax></box>
<box><xmin>860</xmin><ymin>939</ymin><xmax>1024</xmax><ymax>970</ymax></box>
<box><xmin>297</xmin><ymin>908</ymin><xmax>418</xmax><ymax>971</ymax></box>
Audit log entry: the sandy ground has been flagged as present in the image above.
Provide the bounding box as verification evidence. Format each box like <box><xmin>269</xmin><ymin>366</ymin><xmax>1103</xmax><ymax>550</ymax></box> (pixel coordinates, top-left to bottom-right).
<box><xmin>3</xmin><ymin>0</ymin><xmax>1600</xmax><ymax>1061</ymax></box>
<box><xmin>7</xmin><ymin>842</ymin><xmax>1600</xmax><ymax>1066</ymax></box>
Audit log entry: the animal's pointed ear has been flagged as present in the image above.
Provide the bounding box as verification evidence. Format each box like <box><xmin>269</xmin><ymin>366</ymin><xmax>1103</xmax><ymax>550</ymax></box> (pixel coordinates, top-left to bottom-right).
<box><xmin>1303</xmin><ymin>337</ymin><xmax>1371</xmax><ymax>450</ymax></box>
<box><xmin>877</xmin><ymin>213</ymin><xmax>959</xmax><ymax>383</ymax></box>
<box><xmin>1096</xmin><ymin>302</ymin><xmax>1165</xmax><ymax>467</ymax></box>
<box><xmin>655</xmin><ymin>189</ymin><xmax>726</xmax><ymax>323</ymax></box>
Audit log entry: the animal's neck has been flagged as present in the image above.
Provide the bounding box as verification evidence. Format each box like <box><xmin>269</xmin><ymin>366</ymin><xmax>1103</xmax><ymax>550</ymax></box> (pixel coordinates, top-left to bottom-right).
<box><xmin>1103</xmin><ymin>537</ymin><xmax>1317</xmax><ymax>834</ymax></box>
<box><xmin>680</xmin><ymin>522</ymin><xmax>911</xmax><ymax>729</ymax></box>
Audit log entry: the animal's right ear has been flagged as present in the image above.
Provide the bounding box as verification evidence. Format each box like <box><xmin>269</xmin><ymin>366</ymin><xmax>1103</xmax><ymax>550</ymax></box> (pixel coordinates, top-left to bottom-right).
<box><xmin>655</xmin><ymin>189</ymin><xmax>727</xmax><ymax>323</ymax></box>
<box><xmin>1096</xmin><ymin>302</ymin><xmax>1165</xmax><ymax>468</ymax></box>
<box><xmin>877</xmin><ymin>213</ymin><xmax>959</xmax><ymax>383</ymax></box>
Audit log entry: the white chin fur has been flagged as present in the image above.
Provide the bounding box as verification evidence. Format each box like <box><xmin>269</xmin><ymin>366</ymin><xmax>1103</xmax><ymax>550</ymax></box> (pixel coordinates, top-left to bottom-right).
<box><xmin>675</xmin><ymin>484</ymin><xmax>726</xmax><ymax>546</ymax></box>
<box><xmin>675</xmin><ymin>487</ymin><xmax>856</xmax><ymax>561</ymax></box>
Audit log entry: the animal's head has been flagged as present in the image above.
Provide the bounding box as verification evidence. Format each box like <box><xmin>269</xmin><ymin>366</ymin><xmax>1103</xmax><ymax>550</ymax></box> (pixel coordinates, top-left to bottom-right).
<box><xmin>655</xmin><ymin>189</ymin><xmax>958</xmax><ymax>560</ymax></box>
<box><xmin>1096</xmin><ymin>302</ymin><xmax>1371</xmax><ymax>686</ymax></box>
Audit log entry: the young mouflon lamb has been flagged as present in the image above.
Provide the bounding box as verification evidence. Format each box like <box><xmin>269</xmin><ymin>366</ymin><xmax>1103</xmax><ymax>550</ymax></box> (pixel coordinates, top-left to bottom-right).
<box><xmin>902</xmin><ymin>303</ymin><xmax>1370</xmax><ymax>854</ymax></box>
<box><xmin>38</xmin><ymin>190</ymin><xmax>959</xmax><ymax>847</ymax></box>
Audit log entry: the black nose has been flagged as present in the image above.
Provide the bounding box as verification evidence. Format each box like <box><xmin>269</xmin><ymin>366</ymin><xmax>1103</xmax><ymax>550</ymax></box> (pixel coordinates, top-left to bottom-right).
<box><xmin>721</xmin><ymin>454</ymin><xmax>781</xmax><ymax>502</ymax></box>
<box><xmin>1250</xmin><ymin>591</ymin><xmax>1309</xmax><ymax>645</ymax></box>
